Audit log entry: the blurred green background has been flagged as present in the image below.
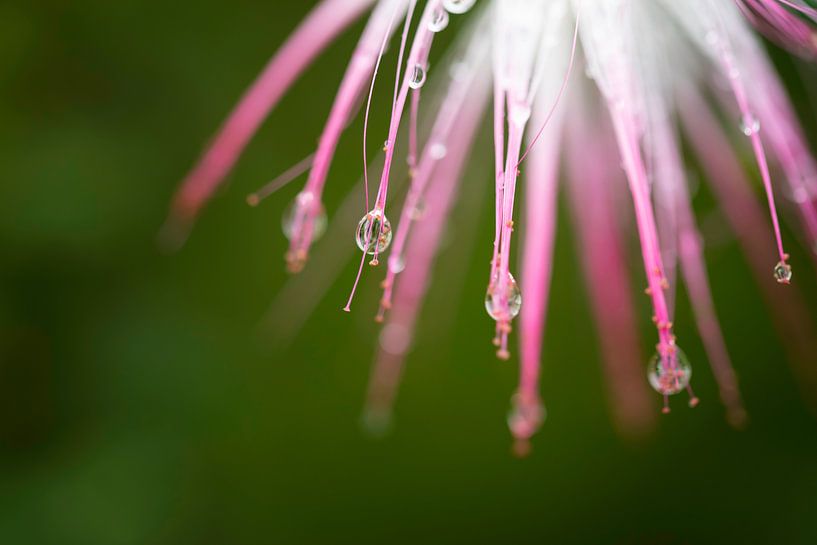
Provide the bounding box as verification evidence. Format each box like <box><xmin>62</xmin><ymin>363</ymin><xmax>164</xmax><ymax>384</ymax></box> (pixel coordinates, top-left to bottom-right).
<box><xmin>1</xmin><ymin>1</ymin><xmax>817</xmax><ymax>544</ymax></box>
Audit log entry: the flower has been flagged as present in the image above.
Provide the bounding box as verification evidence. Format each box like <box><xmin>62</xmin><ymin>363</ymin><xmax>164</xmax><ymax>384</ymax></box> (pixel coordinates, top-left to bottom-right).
<box><xmin>167</xmin><ymin>0</ymin><xmax>817</xmax><ymax>450</ymax></box>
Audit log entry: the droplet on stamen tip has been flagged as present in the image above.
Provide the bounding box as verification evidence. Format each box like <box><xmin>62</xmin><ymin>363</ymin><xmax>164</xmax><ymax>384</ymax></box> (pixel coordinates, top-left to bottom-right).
<box><xmin>647</xmin><ymin>348</ymin><xmax>692</xmax><ymax>396</ymax></box>
<box><xmin>740</xmin><ymin>115</ymin><xmax>761</xmax><ymax>136</ymax></box>
<box><xmin>428</xmin><ymin>7</ymin><xmax>449</xmax><ymax>33</ymax></box>
<box><xmin>282</xmin><ymin>192</ymin><xmax>327</xmax><ymax>242</ymax></box>
<box><xmin>485</xmin><ymin>273</ymin><xmax>522</xmax><ymax>321</ymax></box>
<box><xmin>773</xmin><ymin>260</ymin><xmax>792</xmax><ymax>284</ymax></box>
<box><xmin>443</xmin><ymin>0</ymin><xmax>476</xmax><ymax>14</ymax></box>
<box><xmin>409</xmin><ymin>65</ymin><xmax>427</xmax><ymax>90</ymax></box>
<box><xmin>356</xmin><ymin>210</ymin><xmax>393</xmax><ymax>254</ymax></box>
<box><xmin>507</xmin><ymin>394</ymin><xmax>545</xmax><ymax>443</ymax></box>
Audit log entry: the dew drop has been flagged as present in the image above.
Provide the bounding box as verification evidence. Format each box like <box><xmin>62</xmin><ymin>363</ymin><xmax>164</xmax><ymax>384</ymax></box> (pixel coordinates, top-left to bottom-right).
<box><xmin>740</xmin><ymin>115</ymin><xmax>760</xmax><ymax>136</ymax></box>
<box><xmin>388</xmin><ymin>254</ymin><xmax>405</xmax><ymax>274</ymax></box>
<box><xmin>647</xmin><ymin>348</ymin><xmax>692</xmax><ymax>395</ymax></box>
<box><xmin>773</xmin><ymin>260</ymin><xmax>792</xmax><ymax>284</ymax></box>
<box><xmin>443</xmin><ymin>0</ymin><xmax>476</xmax><ymax>14</ymax></box>
<box><xmin>356</xmin><ymin>210</ymin><xmax>393</xmax><ymax>254</ymax></box>
<box><xmin>409</xmin><ymin>64</ymin><xmax>427</xmax><ymax>90</ymax></box>
<box><xmin>428</xmin><ymin>7</ymin><xmax>449</xmax><ymax>32</ymax></box>
<box><xmin>485</xmin><ymin>272</ymin><xmax>522</xmax><ymax>321</ymax></box>
<box><xmin>507</xmin><ymin>394</ymin><xmax>545</xmax><ymax>440</ymax></box>
<box><xmin>282</xmin><ymin>192</ymin><xmax>327</xmax><ymax>241</ymax></box>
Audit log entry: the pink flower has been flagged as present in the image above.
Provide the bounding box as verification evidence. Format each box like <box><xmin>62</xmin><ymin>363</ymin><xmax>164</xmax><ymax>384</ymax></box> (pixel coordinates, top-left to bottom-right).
<box><xmin>168</xmin><ymin>0</ymin><xmax>817</xmax><ymax>451</ymax></box>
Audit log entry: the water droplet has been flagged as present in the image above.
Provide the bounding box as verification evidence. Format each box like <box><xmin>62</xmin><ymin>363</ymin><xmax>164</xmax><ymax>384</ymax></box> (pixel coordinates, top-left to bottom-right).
<box><xmin>429</xmin><ymin>142</ymin><xmax>447</xmax><ymax>159</ymax></box>
<box><xmin>740</xmin><ymin>115</ymin><xmax>760</xmax><ymax>136</ymax></box>
<box><xmin>282</xmin><ymin>192</ymin><xmax>327</xmax><ymax>241</ymax></box>
<box><xmin>428</xmin><ymin>7</ymin><xmax>449</xmax><ymax>32</ymax></box>
<box><xmin>485</xmin><ymin>272</ymin><xmax>522</xmax><ymax>321</ymax></box>
<box><xmin>409</xmin><ymin>64</ymin><xmax>427</xmax><ymax>90</ymax></box>
<box><xmin>507</xmin><ymin>393</ymin><xmax>545</xmax><ymax>440</ymax></box>
<box><xmin>773</xmin><ymin>260</ymin><xmax>792</xmax><ymax>284</ymax></box>
<box><xmin>388</xmin><ymin>254</ymin><xmax>405</xmax><ymax>274</ymax></box>
<box><xmin>647</xmin><ymin>348</ymin><xmax>692</xmax><ymax>395</ymax></box>
<box><xmin>356</xmin><ymin>210</ymin><xmax>393</xmax><ymax>254</ymax></box>
<box><xmin>443</xmin><ymin>0</ymin><xmax>476</xmax><ymax>14</ymax></box>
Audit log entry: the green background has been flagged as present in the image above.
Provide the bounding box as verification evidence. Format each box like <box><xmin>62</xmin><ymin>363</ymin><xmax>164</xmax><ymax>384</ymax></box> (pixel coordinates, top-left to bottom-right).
<box><xmin>1</xmin><ymin>1</ymin><xmax>817</xmax><ymax>544</ymax></box>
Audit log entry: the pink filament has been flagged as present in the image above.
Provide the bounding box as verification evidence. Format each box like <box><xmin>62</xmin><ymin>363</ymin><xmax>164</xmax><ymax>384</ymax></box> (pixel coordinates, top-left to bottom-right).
<box><xmin>712</xmin><ymin>32</ymin><xmax>789</xmax><ymax>264</ymax></box>
<box><xmin>169</xmin><ymin>0</ymin><xmax>375</xmax><ymax>224</ymax></box>
<box><xmin>682</xmin><ymin>89</ymin><xmax>817</xmax><ymax>411</ymax></box>
<box><xmin>364</xmin><ymin>75</ymin><xmax>489</xmax><ymax>429</ymax></box>
<box><xmin>378</xmin><ymin>38</ymin><xmax>491</xmax><ymax>317</ymax></box>
<box><xmin>566</xmin><ymin>100</ymin><xmax>655</xmax><ymax>436</ymax></box>
<box><xmin>515</xmin><ymin>110</ymin><xmax>561</xmax><ymax>426</ymax></box>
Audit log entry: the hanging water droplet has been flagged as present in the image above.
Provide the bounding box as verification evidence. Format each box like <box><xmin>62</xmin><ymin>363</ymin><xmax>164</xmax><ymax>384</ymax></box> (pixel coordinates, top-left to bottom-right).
<box><xmin>409</xmin><ymin>64</ymin><xmax>427</xmax><ymax>90</ymax></box>
<box><xmin>356</xmin><ymin>210</ymin><xmax>393</xmax><ymax>254</ymax></box>
<box><xmin>647</xmin><ymin>348</ymin><xmax>692</xmax><ymax>395</ymax></box>
<box><xmin>282</xmin><ymin>192</ymin><xmax>327</xmax><ymax>241</ymax></box>
<box><xmin>428</xmin><ymin>7</ymin><xmax>449</xmax><ymax>32</ymax></box>
<box><xmin>443</xmin><ymin>0</ymin><xmax>476</xmax><ymax>14</ymax></box>
<box><xmin>388</xmin><ymin>254</ymin><xmax>405</xmax><ymax>274</ymax></box>
<box><xmin>740</xmin><ymin>115</ymin><xmax>760</xmax><ymax>136</ymax></box>
<box><xmin>773</xmin><ymin>260</ymin><xmax>792</xmax><ymax>284</ymax></box>
<box><xmin>485</xmin><ymin>272</ymin><xmax>522</xmax><ymax>321</ymax></box>
<box><xmin>507</xmin><ymin>393</ymin><xmax>545</xmax><ymax>440</ymax></box>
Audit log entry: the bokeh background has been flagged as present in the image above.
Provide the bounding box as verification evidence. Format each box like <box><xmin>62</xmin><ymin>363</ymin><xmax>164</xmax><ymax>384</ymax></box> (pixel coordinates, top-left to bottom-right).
<box><xmin>2</xmin><ymin>1</ymin><xmax>817</xmax><ymax>544</ymax></box>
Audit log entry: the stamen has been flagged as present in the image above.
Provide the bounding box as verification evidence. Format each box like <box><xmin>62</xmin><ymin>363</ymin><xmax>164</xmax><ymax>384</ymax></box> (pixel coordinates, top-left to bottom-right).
<box><xmin>247</xmin><ymin>153</ymin><xmax>314</xmax><ymax>207</ymax></box>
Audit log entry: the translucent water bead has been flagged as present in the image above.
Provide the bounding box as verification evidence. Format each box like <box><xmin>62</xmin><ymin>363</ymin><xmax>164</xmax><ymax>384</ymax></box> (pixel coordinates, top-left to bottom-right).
<box><xmin>773</xmin><ymin>260</ymin><xmax>792</xmax><ymax>284</ymax></box>
<box><xmin>443</xmin><ymin>0</ymin><xmax>476</xmax><ymax>14</ymax></box>
<box><xmin>409</xmin><ymin>65</ymin><xmax>426</xmax><ymax>90</ymax></box>
<box><xmin>428</xmin><ymin>7</ymin><xmax>449</xmax><ymax>33</ymax></box>
<box><xmin>647</xmin><ymin>348</ymin><xmax>692</xmax><ymax>395</ymax></box>
<box><xmin>507</xmin><ymin>394</ymin><xmax>545</xmax><ymax>440</ymax></box>
<box><xmin>282</xmin><ymin>192</ymin><xmax>327</xmax><ymax>241</ymax></box>
<box><xmin>356</xmin><ymin>210</ymin><xmax>393</xmax><ymax>254</ymax></box>
<box><xmin>485</xmin><ymin>273</ymin><xmax>522</xmax><ymax>321</ymax></box>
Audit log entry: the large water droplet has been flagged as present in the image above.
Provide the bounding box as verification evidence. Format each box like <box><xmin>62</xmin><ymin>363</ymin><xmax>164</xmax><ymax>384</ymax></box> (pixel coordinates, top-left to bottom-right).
<box><xmin>428</xmin><ymin>7</ymin><xmax>449</xmax><ymax>32</ymax></box>
<box><xmin>409</xmin><ymin>64</ymin><xmax>427</xmax><ymax>90</ymax></box>
<box><xmin>356</xmin><ymin>210</ymin><xmax>393</xmax><ymax>254</ymax></box>
<box><xmin>647</xmin><ymin>348</ymin><xmax>692</xmax><ymax>395</ymax></box>
<box><xmin>485</xmin><ymin>272</ymin><xmax>522</xmax><ymax>321</ymax></box>
<box><xmin>282</xmin><ymin>192</ymin><xmax>327</xmax><ymax>241</ymax></box>
<box><xmin>773</xmin><ymin>260</ymin><xmax>792</xmax><ymax>284</ymax></box>
<box><xmin>740</xmin><ymin>115</ymin><xmax>760</xmax><ymax>136</ymax></box>
<box><xmin>443</xmin><ymin>0</ymin><xmax>476</xmax><ymax>14</ymax></box>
